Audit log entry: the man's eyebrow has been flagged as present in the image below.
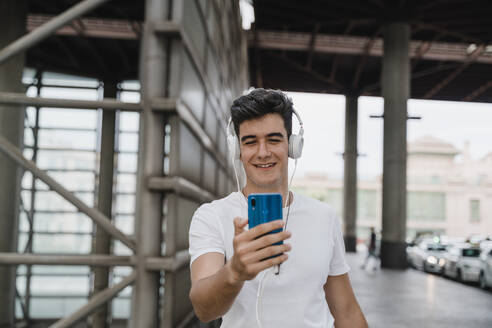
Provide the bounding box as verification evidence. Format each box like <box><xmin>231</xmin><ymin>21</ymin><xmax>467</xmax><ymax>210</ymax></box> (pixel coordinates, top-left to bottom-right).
<box><xmin>267</xmin><ymin>132</ymin><xmax>284</xmax><ymax>138</ymax></box>
<box><xmin>241</xmin><ymin>135</ymin><xmax>256</xmax><ymax>142</ymax></box>
<box><xmin>240</xmin><ymin>132</ymin><xmax>285</xmax><ymax>142</ymax></box>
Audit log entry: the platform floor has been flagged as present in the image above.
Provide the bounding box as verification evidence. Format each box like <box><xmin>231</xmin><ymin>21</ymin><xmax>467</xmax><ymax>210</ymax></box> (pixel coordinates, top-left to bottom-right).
<box><xmin>346</xmin><ymin>253</ymin><xmax>492</xmax><ymax>328</ymax></box>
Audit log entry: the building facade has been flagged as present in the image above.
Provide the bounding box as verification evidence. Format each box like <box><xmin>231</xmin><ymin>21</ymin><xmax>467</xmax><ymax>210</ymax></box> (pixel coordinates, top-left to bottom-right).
<box><xmin>293</xmin><ymin>136</ymin><xmax>492</xmax><ymax>242</ymax></box>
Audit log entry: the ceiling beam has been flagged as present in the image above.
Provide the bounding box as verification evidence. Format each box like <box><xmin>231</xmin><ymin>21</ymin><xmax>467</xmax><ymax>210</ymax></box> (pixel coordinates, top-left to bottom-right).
<box><xmin>27</xmin><ymin>14</ymin><xmax>141</xmax><ymax>40</ymax></box>
<box><xmin>351</xmin><ymin>28</ymin><xmax>381</xmax><ymax>90</ymax></box>
<box><xmin>265</xmin><ymin>51</ymin><xmax>344</xmax><ymax>91</ymax></box>
<box><xmin>423</xmin><ymin>44</ymin><xmax>485</xmax><ymax>99</ymax></box>
<box><xmin>249</xmin><ymin>30</ymin><xmax>492</xmax><ymax>64</ymax></box>
<box><xmin>330</xmin><ymin>21</ymin><xmax>355</xmax><ymax>82</ymax></box>
<box><xmin>462</xmin><ymin>80</ymin><xmax>492</xmax><ymax>102</ymax></box>
<box><xmin>306</xmin><ymin>23</ymin><xmax>320</xmax><ymax>70</ymax></box>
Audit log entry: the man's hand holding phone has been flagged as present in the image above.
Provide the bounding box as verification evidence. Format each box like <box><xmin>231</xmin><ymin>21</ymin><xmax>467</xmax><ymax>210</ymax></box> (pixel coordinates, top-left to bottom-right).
<box><xmin>226</xmin><ymin>217</ymin><xmax>291</xmax><ymax>285</ymax></box>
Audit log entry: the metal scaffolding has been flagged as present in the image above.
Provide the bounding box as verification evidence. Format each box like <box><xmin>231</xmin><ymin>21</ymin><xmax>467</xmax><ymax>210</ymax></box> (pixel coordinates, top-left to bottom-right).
<box><xmin>0</xmin><ymin>0</ymin><xmax>247</xmax><ymax>327</ymax></box>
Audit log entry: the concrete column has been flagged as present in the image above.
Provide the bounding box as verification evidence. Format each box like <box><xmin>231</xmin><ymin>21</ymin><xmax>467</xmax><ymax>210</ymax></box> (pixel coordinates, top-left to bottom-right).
<box><xmin>130</xmin><ymin>0</ymin><xmax>168</xmax><ymax>326</ymax></box>
<box><xmin>381</xmin><ymin>22</ymin><xmax>410</xmax><ymax>269</ymax></box>
<box><xmin>343</xmin><ymin>94</ymin><xmax>358</xmax><ymax>252</ymax></box>
<box><xmin>90</xmin><ymin>80</ymin><xmax>117</xmax><ymax>328</ymax></box>
<box><xmin>0</xmin><ymin>1</ymin><xmax>27</xmax><ymax>325</ymax></box>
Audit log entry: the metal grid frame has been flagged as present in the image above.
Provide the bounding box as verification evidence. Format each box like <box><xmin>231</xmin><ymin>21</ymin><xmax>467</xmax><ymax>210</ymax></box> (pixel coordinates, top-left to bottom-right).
<box><xmin>0</xmin><ymin>0</ymin><xmax>247</xmax><ymax>327</ymax></box>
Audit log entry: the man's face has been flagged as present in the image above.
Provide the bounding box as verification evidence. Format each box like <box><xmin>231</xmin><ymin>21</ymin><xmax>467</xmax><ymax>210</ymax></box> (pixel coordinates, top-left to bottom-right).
<box><xmin>238</xmin><ymin>113</ymin><xmax>289</xmax><ymax>190</ymax></box>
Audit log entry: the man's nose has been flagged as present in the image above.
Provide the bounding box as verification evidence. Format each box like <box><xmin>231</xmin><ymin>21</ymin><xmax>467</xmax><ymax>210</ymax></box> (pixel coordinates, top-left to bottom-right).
<box><xmin>256</xmin><ymin>140</ymin><xmax>271</xmax><ymax>158</ymax></box>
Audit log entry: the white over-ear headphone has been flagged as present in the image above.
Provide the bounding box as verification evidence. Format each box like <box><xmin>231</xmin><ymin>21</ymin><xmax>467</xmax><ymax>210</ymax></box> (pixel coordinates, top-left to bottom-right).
<box><xmin>227</xmin><ymin>108</ymin><xmax>304</xmax><ymax>160</ymax></box>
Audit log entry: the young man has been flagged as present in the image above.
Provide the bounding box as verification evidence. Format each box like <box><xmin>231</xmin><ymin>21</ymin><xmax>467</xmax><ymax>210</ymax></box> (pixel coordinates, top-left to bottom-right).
<box><xmin>189</xmin><ymin>89</ymin><xmax>367</xmax><ymax>327</ymax></box>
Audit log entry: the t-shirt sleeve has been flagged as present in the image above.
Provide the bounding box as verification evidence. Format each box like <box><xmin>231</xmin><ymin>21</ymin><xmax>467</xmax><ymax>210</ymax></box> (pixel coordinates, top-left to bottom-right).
<box><xmin>188</xmin><ymin>205</ymin><xmax>225</xmax><ymax>266</ymax></box>
<box><xmin>328</xmin><ymin>215</ymin><xmax>351</xmax><ymax>276</ymax></box>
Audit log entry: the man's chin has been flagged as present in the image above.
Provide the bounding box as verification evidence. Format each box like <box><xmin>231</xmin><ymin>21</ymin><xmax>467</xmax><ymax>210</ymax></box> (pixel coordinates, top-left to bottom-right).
<box><xmin>248</xmin><ymin>178</ymin><xmax>281</xmax><ymax>190</ymax></box>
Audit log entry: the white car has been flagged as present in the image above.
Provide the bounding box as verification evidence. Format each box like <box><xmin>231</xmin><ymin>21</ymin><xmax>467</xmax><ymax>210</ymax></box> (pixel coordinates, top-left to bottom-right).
<box><xmin>407</xmin><ymin>239</ymin><xmax>447</xmax><ymax>273</ymax></box>
<box><xmin>443</xmin><ymin>245</ymin><xmax>482</xmax><ymax>283</ymax></box>
<box><xmin>479</xmin><ymin>247</ymin><xmax>492</xmax><ymax>290</ymax></box>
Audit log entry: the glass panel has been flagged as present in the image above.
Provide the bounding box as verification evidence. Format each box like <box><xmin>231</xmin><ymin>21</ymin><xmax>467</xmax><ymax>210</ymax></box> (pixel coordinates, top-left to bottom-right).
<box><xmin>40</xmin><ymin>86</ymin><xmax>98</xmax><ymax>101</ymax></box>
<box><xmin>38</xmin><ymin>129</ymin><xmax>96</xmax><ymax>149</ymax></box>
<box><xmin>42</xmin><ymin>71</ymin><xmax>99</xmax><ymax>88</ymax></box>
<box><xmin>119</xmin><ymin>90</ymin><xmax>140</xmax><ymax>103</ymax></box>
<box><xmin>116</xmin><ymin>173</ymin><xmax>136</xmax><ymax>193</ymax></box>
<box><xmin>34</xmin><ymin>191</ymin><xmax>93</xmax><ymax>211</ymax></box>
<box><xmin>462</xmin><ymin>249</ymin><xmax>481</xmax><ymax>257</ymax></box>
<box><xmin>202</xmin><ymin>151</ymin><xmax>216</xmax><ymax>193</ymax></box>
<box><xmin>117</xmin><ymin>153</ymin><xmax>137</xmax><ymax>173</ymax></box>
<box><xmin>33</xmin><ymin>212</ymin><xmax>93</xmax><ymax>233</ymax></box>
<box><xmin>32</xmin><ymin>234</ymin><xmax>92</xmax><ymax>254</ymax></box>
<box><xmin>16</xmin><ymin>276</ymin><xmax>27</xmax><ymax>295</ymax></box>
<box><xmin>175</xmin><ymin>121</ymin><xmax>202</xmax><ymax>185</ymax></box>
<box><xmin>30</xmin><ymin>297</ymin><xmax>88</xmax><ymax>318</ymax></box>
<box><xmin>31</xmin><ymin>265</ymin><xmax>90</xmax><ymax>275</ymax></box>
<box><xmin>38</xmin><ymin>171</ymin><xmax>95</xmax><ymax>192</ymax></box>
<box><xmin>115</xmin><ymin>214</ymin><xmax>134</xmax><ymax>235</ymax></box>
<box><xmin>181</xmin><ymin>52</ymin><xmax>205</xmax><ymax>122</ymax></box>
<box><xmin>30</xmin><ymin>275</ymin><xmax>89</xmax><ymax>296</ymax></box>
<box><xmin>357</xmin><ymin>189</ymin><xmax>377</xmax><ymax>221</ymax></box>
<box><xmin>182</xmin><ymin>0</ymin><xmax>206</xmax><ymax>64</ymax></box>
<box><xmin>21</xmin><ymin>171</ymin><xmax>33</xmax><ymax>190</ymax></box>
<box><xmin>39</xmin><ymin>108</ymin><xmax>97</xmax><ymax>129</ymax></box>
<box><xmin>118</xmin><ymin>111</ymin><xmax>140</xmax><ymax>131</ymax></box>
<box><xmin>203</xmin><ymin>101</ymin><xmax>217</xmax><ymax>143</ymax></box>
<box><xmin>119</xmin><ymin>132</ymin><xmax>139</xmax><ymax>152</ymax></box>
<box><xmin>113</xmin><ymin>241</ymin><xmax>132</xmax><ymax>256</ymax></box>
<box><xmin>115</xmin><ymin>194</ymin><xmax>135</xmax><ymax>215</ymax></box>
<box><xmin>112</xmin><ymin>297</ymin><xmax>131</xmax><ymax>319</ymax></box>
<box><xmin>470</xmin><ymin>199</ymin><xmax>480</xmax><ymax>222</ymax></box>
<box><xmin>407</xmin><ymin>192</ymin><xmax>446</xmax><ymax>221</ymax></box>
<box><xmin>37</xmin><ymin>150</ymin><xmax>96</xmax><ymax>171</ymax></box>
<box><xmin>119</xmin><ymin>80</ymin><xmax>140</xmax><ymax>91</ymax></box>
<box><xmin>17</xmin><ymin>233</ymin><xmax>28</xmax><ymax>253</ymax></box>
<box><xmin>22</xmin><ymin>67</ymin><xmax>36</xmax><ymax>84</ymax></box>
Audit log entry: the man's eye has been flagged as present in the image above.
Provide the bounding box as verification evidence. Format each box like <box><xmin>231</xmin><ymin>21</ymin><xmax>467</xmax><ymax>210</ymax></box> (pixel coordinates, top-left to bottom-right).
<box><xmin>244</xmin><ymin>141</ymin><xmax>256</xmax><ymax>145</ymax></box>
<box><xmin>269</xmin><ymin>139</ymin><xmax>281</xmax><ymax>143</ymax></box>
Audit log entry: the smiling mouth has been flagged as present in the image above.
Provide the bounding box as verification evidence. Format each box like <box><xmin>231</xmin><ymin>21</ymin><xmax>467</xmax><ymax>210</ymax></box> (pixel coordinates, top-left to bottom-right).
<box><xmin>253</xmin><ymin>163</ymin><xmax>276</xmax><ymax>168</ymax></box>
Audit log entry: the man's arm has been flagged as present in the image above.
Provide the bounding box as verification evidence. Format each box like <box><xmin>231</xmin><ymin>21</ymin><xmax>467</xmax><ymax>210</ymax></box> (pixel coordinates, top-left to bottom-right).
<box><xmin>189</xmin><ymin>218</ymin><xmax>291</xmax><ymax>323</ymax></box>
<box><xmin>189</xmin><ymin>252</ymin><xmax>243</xmax><ymax>323</ymax></box>
<box><xmin>324</xmin><ymin>273</ymin><xmax>368</xmax><ymax>328</ymax></box>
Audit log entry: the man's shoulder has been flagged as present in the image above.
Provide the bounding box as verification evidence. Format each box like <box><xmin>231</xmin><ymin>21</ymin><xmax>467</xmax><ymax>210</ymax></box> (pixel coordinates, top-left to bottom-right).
<box><xmin>194</xmin><ymin>191</ymin><xmax>241</xmax><ymax>218</ymax></box>
<box><xmin>295</xmin><ymin>192</ymin><xmax>338</xmax><ymax>217</ymax></box>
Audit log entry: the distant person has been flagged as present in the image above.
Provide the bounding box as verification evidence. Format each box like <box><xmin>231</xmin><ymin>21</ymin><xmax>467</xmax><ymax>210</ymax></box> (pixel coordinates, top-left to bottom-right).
<box><xmin>361</xmin><ymin>227</ymin><xmax>378</xmax><ymax>271</ymax></box>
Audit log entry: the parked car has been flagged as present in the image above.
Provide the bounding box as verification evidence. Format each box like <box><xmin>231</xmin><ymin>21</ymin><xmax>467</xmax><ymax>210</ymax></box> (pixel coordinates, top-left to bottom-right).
<box><xmin>407</xmin><ymin>239</ymin><xmax>447</xmax><ymax>273</ymax></box>
<box><xmin>479</xmin><ymin>246</ymin><xmax>492</xmax><ymax>290</ymax></box>
<box><xmin>443</xmin><ymin>245</ymin><xmax>482</xmax><ymax>283</ymax></box>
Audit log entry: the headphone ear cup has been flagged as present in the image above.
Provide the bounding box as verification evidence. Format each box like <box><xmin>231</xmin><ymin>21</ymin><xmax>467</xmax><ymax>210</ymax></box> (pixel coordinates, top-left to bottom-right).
<box><xmin>227</xmin><ymin>135</ymin><xmax>240</xmax><ymax>160</ymax></box>
<box><xmin>288</xmin><ymin>134</ymin><xmax>304</xmax><ymax>159</ymax></box>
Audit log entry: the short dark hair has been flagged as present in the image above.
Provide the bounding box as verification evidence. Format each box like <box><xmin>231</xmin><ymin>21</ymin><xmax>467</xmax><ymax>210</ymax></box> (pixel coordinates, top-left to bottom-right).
<box><xmin>230</xmin><ymin>88</ymin><xmax>293</xmax><ymax>138</ymax></box>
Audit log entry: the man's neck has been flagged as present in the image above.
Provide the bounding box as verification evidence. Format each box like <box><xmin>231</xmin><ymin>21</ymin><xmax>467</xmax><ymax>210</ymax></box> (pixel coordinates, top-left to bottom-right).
<box><xmin>241</xmin><ymin>184</ymin><xmax>292</xmax><ymax>207</ymax></box>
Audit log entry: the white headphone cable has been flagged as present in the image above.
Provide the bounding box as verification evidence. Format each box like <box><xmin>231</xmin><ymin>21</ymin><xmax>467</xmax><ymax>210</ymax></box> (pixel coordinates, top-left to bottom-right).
<box><xmin>256</xmin><ymin>158</ymin><xmax>298</xmax><ymax>327</ymax></box>
<box><xmin>256</xmin><ymin>267</ymin><xmax>274</xmax><ymax>328</ymax></box>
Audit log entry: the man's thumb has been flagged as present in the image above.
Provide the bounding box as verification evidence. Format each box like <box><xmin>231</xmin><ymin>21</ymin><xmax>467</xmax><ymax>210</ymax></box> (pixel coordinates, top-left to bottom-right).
<box><xmin>233</xmin><ymin>217</ymin><xmax>248</xmax><ymax>234</ymax></box>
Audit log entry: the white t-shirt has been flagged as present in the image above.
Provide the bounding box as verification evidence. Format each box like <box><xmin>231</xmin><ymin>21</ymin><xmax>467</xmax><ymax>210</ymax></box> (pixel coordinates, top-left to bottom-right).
<box><xmin>189</xmin><ymin>191</ymin><xmax>350</xmax><ymax>328</ymax></box>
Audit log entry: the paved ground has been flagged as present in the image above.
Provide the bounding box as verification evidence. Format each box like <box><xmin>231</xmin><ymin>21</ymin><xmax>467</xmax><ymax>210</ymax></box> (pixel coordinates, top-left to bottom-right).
<box><xmin>346</xmin><ymin>253</ymin><xmax>492</xmax><ymax>328</ymax></box>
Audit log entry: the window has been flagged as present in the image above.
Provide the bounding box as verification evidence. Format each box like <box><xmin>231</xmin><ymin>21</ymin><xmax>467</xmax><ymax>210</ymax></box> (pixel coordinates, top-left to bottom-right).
<box><xmin>357</xmin><ymin>189</ymin><xmax>377</xmax><ymax>221</ymax></box>
<box><xmin>470</xmin><ymin>199</ymin><xmax>480</xmax><ymax>222</ymax></box>
<box><xmin>407</xmin><ymin>191</ymin><xmax>446</xmax><ymax>221</ymax></box>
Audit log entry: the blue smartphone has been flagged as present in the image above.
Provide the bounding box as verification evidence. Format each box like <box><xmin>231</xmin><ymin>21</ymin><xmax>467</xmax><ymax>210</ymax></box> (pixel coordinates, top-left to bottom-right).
<box><xmin>248</xmin><ymin>193</ymin><xmax>283</xmax><ymax>257</ymax></box>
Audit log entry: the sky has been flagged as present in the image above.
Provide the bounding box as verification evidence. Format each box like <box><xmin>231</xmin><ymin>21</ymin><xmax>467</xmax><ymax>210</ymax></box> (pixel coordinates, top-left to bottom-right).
<box><xmin>287</xmin><ymin>92</ymin><xmax>492</xmax><ymax>180</ymax></box>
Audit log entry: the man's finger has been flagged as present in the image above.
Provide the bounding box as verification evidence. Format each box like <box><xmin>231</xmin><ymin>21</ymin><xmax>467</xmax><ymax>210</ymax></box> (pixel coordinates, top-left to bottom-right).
<box><xmin>233</xmin><ymin>217</ymin><xmax>248</xmax><ymax>236</ymax></box>
<box><xmin>248</xmin><ymin>230</ymin><xmax>291</xmax><ymax>252</ymax></box>
<box><xmin>247</xmin><ymin>220</ymin><xmax>285</xmax><ymax>239</ymax></box>
<box><xmin>250</xmin><ymin>253</ymin><xmax>289</xmax><ymax>274</ymax></box>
